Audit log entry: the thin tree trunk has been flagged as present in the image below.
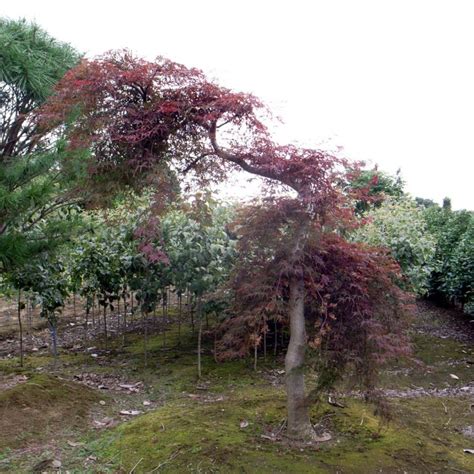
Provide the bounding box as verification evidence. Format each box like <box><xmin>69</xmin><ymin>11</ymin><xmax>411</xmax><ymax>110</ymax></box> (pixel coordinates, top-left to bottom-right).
<box><xmin>285</xmin><ymin>274</ymin><xmax>314</xmax><ymax>440</ymax></box>
<box><xmin>162</xmin><ymin>291</ymin><xmax>167</xmax><ymax>348</ymax></box>
<box><xmin>263</xmin><ymin>322</ymin><xmax>267</xmax><ymax>361</ymax></box>
<box><xmin>17</xmin><ymin>289</ymin><xmax>23</xmax><ymax>367</ymax></box>
<box><xmin>254</xmin><ymin>339</ymin><xmax>258</xmax><ymax>371</ymax></box>
<box><xmin>92</xmin><ymin>296</ymin><xmax>96</xmax><ymax>326</ymax></box>
<box><xmin>84</xmin><ymin>304</ymin><xmax>89</xmax><ymax>343</ymax></box>
<box><xmin>274</xmin><ymin>319</ymin><xmax>278</xmax><ymax>356</ymax></box>
<box><xmin>117</xmin><ymin>298</ymin><xmax>121</xmax><ymax>334</ymax></box>
<box><xmin>186</xmin><ymin>290</ymin><xmax>190</xmax><ymax>319</ymax></box>
<box><xmin>214</xmin><ymin>331</ymin><xmax>218</xmax><ymax>363</ymax></box>
<box><xmin>49</xmin><ymin>321</ymin><xmax>58</xmax><ymax>359</ymax></box>
<box><xmin>178</xmin><ymin>294</ymin><xmax>182</xmax><ymax>344</ymax></box>
<box><xmin>197</xmin><ymin>297</ymin><xmax>202</xmax><ymax>378</ymax></box>
<box><xmin>122</xmin><ymin>294</ymin><xmax>128</xmax><ymax>346</ymax></box>
<box><xmin>190</xmin><ymin>294</ymin><xmax>195</xmax><ymax>335</ymax></box>
<box><xmin>103</xmin><ymin>304</ymin><xmax>108</xmax><ymax>350</ymax></box>
<box><xmin>143</xmin><ymin>310</ymin><xmax>148</xmax><ymax>368</ymax></box>
<box><xmin>214</xmin><ymin>311</ymin><xmax>220</xmax><ymax>362</ymax></box>
<box><xmin>26</xmin><ymin>295</ymin><xmax>32</xmax><ymax>334</ymax></box>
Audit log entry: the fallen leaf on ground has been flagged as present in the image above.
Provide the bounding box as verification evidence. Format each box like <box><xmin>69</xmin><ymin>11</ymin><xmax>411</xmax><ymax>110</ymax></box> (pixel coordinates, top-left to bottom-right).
<box><xmin>93</xmin><ymin>417</ymin><xmax>114</xmax><ymax>428</ymax></box>
<box><xmin>118</xmin><ymin>383</ymin><xmax>141</xmax><ymax>393</ymax></box>
<box><xmin>119</xmin><ymin>410</ymin><xmax>141</xmax><ymax>416</ymax></box>
<box><xmin>67</xmin><ymin>441</ymin><xmax>84</xmax><ymax>447</ymax></box>
<box><xmin>328</xmin><ymin>395</ymin><xmax>345</xmax><ymax>408</ymax></box>
<box><xmin>314</xmin><ymin>432</ymin><xmax>332</xmax><ymax>442</ymax></box>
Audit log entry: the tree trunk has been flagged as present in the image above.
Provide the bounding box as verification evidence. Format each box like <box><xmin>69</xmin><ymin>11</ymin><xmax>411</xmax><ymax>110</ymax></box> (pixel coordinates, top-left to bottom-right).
<box><xmin>26</xmin><ymin>295</ymin><xmax>32</xmax><ymax>333</ymax></box>
<box><xmin>49</xmin><ymin>321</ymin><xmax>58</xmax><ymax>359</ymax></box>
<box><xmin>190</xmin><ymin>294</ymin><xmax>195</xmax><ymax>334</ymax></box>
<box><xmin>84</xmin><ymin>304</ymin><xmax>89</xmax><ymax>343</ymax></box>
<box><xmin>103</xmin><ymin>305</ymin><xmax>108</xmax><ymax>350</ymax></box>
<box><xmin>143</xmin><ymin>310</ymin><xmax>148</xmax><ymax>368</ymax></box>
<box><xmin>162</xmin><ymin>291</ymin><xmax>167</xmax><ymax>348</ymax></box>
<box><xmin>285</xmin><ymin>274</ymin><xmax>314</xmax><ymax>440</ymax></box>
<box><xmin>122</xmin><ymin>294</ymin><xmax>128</xmax><ymax>346</ymax></box>
<box><xmin>254</xmin><ymin>339</ymin><xmax>258</xmax><ymax>371</ymax></box>
<box><xmin>274</xmin><ymin>319</ymin><xmax>278</xmax><ymax>356</ymax></box>
<box><xmin>197</xmin><ymin>297</ymin><xmax>202</xmax><ymax>378</ymax></box>
<box><xmin>263</xmin><ymin>322</ymin><xmax>267</xmax><ymax>361</ymax></box>
<box><xmin>214</xmin><ymin>331</ymin><xmax>218</xmax><ymax>363</ymax></box>
<box><xmin>17</xmin><ymin>289</ymin><xmax>23</xmax><ymax>367</ymax></box>
<box><xmin>92</xmin><ymin>296</ymin><xmax>96</xmax><ymax>326</ymax></box>
<box><xmin>117</xmin><ymin>298</ymin><xmax>121</xmax><ymax>333</ymax></box>
<box><xmin>178</xmin><ymin>294</ymin><xmax>182</xmax><ymax>344</ymax></box>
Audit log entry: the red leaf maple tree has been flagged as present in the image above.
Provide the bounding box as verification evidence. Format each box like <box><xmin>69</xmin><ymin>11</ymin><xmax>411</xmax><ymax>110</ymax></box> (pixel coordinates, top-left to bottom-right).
<box><xmin>40</xmin><ymin>51</ymin><xmax>411</xmax><ymax>441</ymax></box>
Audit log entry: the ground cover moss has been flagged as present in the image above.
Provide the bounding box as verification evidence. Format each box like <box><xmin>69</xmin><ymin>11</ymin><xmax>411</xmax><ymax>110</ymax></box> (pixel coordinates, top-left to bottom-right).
<box><xmin>0</xmin><ymin>373</ymin><xmax>99</xmax><ymax>452</ymax></box>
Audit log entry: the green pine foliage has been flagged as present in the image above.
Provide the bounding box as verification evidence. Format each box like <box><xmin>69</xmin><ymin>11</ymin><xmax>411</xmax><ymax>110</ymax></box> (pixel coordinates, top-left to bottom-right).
<box><xmin>0</xmin><ymin>18</ymin><xmax>82</xmax><ymax>272</ymax></box>
<box><xmin>0</xmin><ymin>18</ymin><xmax>79</xmax><ymax>101</ymax></box>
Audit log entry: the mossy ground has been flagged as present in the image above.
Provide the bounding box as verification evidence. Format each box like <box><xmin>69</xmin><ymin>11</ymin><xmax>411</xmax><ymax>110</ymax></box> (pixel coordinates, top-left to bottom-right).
<box><xmin>64</xmin><ymin>391</ymin><xmax>471</xmax><ymax>473</ymax></box>
<box><xmin>0</xmin><ymin>306</ymin><xmax>473</xmax><ymax>473</ymax></box>
<box><xmin>378</xmin><ymin>333</ymin><xmax>474</xmax><ymax>390</ymax></box>
<box><xmin>0</xmin><ymin>373</ymin><xmax>99</xmax><ymax>452</ymax></box>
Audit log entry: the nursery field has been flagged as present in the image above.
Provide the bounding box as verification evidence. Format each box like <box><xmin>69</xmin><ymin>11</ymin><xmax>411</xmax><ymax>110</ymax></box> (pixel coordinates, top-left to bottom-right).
<box><xmin>1</xmin><ymin>15</ymin><xmax>473</xmax><ymax>474</ymax></box>
<box><xmin>0</xmin><ymin>301</ymin><xmax>473</xmax><ymax>473</ymax></box>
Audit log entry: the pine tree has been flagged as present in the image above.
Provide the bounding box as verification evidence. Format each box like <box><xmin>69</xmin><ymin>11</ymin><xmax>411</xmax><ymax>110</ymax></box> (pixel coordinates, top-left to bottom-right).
<box><xmin>0</xmin><ymin>18</ymin><xmax>83</xmax><ymax>271</ymax></box>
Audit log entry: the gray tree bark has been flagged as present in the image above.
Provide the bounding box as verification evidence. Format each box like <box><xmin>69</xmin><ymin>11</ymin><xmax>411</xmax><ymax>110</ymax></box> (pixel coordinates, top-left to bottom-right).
<box><xmin>285</xmin><ymin>273</ymin><xmax>315</xmax><ymax>440</ymax></box>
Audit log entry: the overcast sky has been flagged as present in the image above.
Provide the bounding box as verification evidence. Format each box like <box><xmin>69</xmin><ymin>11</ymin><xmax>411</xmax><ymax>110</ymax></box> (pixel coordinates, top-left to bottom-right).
<box><xmin>2</xmin><ymin>0</ymin><xmax>473</xmax><ymax>209</ymax></box>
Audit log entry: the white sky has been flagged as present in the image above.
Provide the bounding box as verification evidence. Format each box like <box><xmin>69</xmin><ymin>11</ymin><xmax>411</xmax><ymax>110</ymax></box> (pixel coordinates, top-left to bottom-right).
<box><xmin>2</xmin><ymin>0</ymin><xmax>473</xmax><ymax>209</ymax></box>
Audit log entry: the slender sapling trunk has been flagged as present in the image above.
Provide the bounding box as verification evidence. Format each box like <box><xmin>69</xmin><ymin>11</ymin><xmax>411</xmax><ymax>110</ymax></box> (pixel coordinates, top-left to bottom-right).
<box><xmin>254</xmin><ymin>339</ymin><xmax>258</xmax><ymax>371</ymax></box>
<box><xmin>197</xmin><ymin>296</ymin><xmax>202</xmax><ymax>378</ymax></box>
<box><xmin>274</xmin><ymin>319</ymin><xmax>278</xmax><ymax>356</ymax></box>
<box><xmin>17</xmin><ymin>289</ymin><xmax>23</xmax><ymax>367</ymax></box>
<box><xmin>143</xmin><ymin>309</ymin><xmax>148</xmax><ymax>368</ymax></box>
<box><xmin>178</xmin><ymin>294</ymin><xmax>182</xmax><ymax>344</ymax></box>
<box><xmin>103</xmin><ymin>304</ymin><xmax>108</xmax><ymax>350</ymax></box>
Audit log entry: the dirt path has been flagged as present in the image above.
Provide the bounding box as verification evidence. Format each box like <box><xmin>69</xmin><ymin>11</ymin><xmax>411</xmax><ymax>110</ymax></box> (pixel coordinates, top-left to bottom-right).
<box><xmin>413</xmin><ymin>300</ymin><xmax>474</xmax><ymax>343</ymax></box>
